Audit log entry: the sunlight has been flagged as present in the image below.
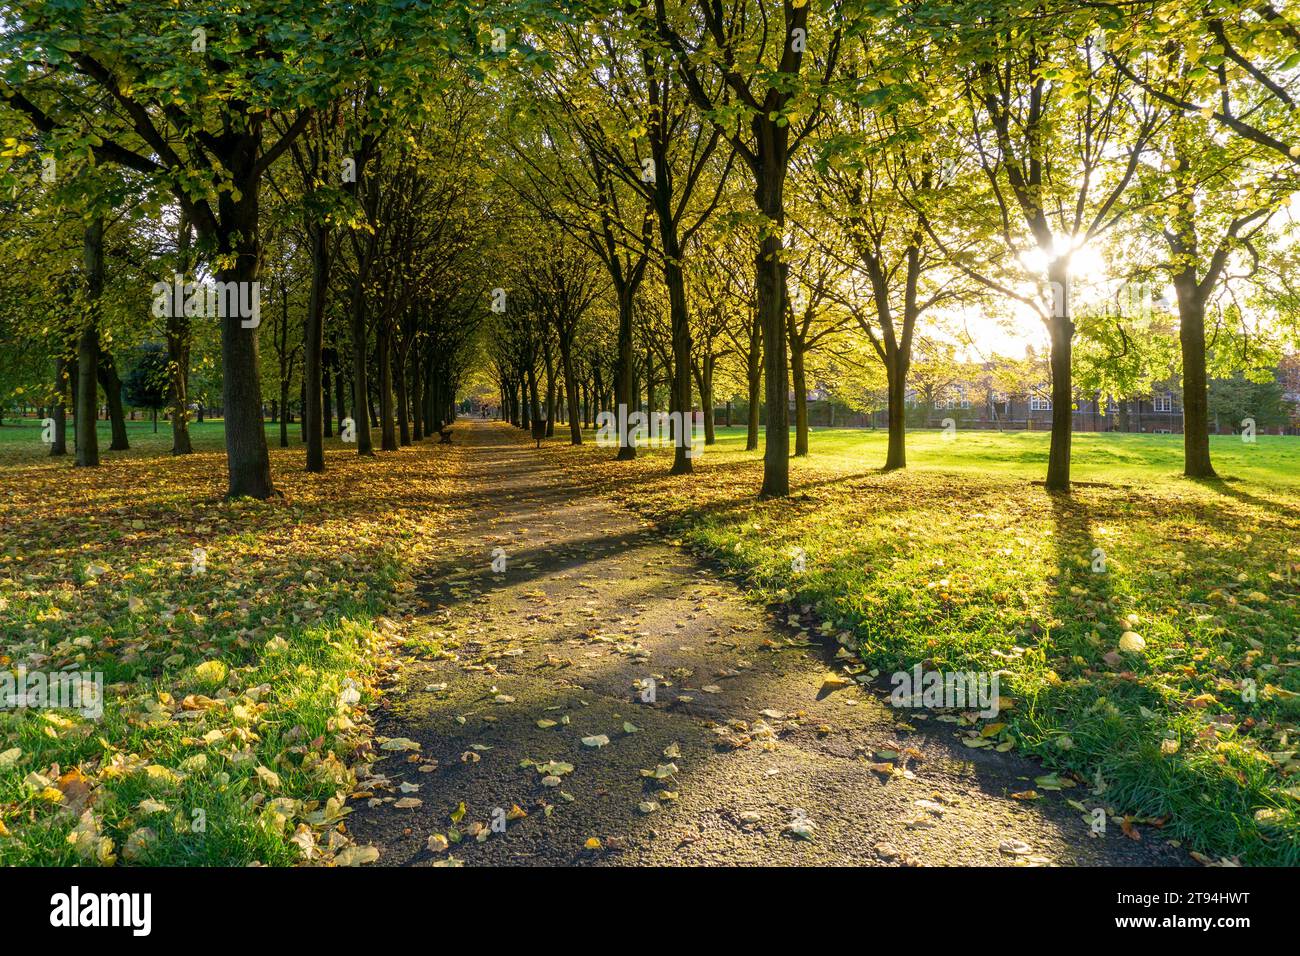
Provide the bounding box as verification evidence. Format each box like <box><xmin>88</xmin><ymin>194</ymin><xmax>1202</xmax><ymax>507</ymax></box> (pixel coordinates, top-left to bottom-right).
<box><xmin>1017</xmin><ymin>237</ymin><xmax>1105</xmax><ymax>280</ymax></box>
<box><xmin>1</xmin><ymin>0</ymin><xmax>1297</xmax><ymax>890</ymax></box>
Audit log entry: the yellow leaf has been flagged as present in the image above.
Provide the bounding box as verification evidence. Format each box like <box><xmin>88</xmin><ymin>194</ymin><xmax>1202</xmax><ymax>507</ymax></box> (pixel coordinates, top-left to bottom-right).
<box><xmin>194</xmin><ymin>660</ymin><xmax>228</xmax><ymax>685</ymax></box>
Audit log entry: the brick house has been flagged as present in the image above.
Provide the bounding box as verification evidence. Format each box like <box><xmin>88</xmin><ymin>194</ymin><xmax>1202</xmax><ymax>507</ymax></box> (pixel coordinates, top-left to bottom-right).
<box><xmin>906</xmin><ymin>374</ymin><xmax>1294</xmax><ymax>434</ymax></box>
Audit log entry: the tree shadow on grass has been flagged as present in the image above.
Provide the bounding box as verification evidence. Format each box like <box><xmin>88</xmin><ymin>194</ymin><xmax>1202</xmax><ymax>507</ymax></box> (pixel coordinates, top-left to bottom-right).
<box><xmin>1183</xmin><ymin>474</ymin><xmax>1300</xmax><ymax>520</ymax></box>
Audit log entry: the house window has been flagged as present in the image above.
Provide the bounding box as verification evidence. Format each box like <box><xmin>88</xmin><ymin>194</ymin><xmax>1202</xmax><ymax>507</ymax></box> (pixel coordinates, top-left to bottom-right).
<box><xmin>940</xmin><ymin>386</ymin><xmax>970</xmax><ymax>409</ymax></box>
<box><xmin>1030</xmin><ymin>395</ymin><xmax>1052</xmax><ymax>411</ymax></box>
<box><xmin>1153</xmin><ymin>392</ymin><xmax>1172</xmax><ymax>413</ymax></box>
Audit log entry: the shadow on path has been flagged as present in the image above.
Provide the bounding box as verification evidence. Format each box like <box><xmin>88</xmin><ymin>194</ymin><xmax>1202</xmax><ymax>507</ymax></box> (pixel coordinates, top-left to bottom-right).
<box><xmin>348</xmin><ymin>421</ymin><xmax>1187</xmax><ymax>867</ymax></box>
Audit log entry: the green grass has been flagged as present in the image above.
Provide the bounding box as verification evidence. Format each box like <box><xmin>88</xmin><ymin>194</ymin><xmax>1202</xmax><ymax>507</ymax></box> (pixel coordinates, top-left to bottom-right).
<box><xmin>549</xmin><ymin>424</ymin><xmax>1300</xmax><ymax>865</ymax></box>
<box><xmin>7</xmin><ymin>417</ymin><xmax>1297</xmax><ymax>865</ymax></box>
<box><xmin>0</xmin><ymin>419</ymin><xmax>452</xmax><ymax>865</ymax></box>
<box><xmin>702</xmin><ymin>424</ymin><xmax>1300</xmax><ymax>489</ymax></box>
<box><xmin>0</xmin><ymin>417</ymin><xmax>314</xmax><ymax>456</ymax></box>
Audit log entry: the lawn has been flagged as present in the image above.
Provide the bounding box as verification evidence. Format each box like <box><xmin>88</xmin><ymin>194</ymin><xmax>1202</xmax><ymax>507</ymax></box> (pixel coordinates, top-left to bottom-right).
<box><xmin>544</xmin><ymin>424</ymin><xmax>1300</xmax><ymax>865</ymax></box>
<box><xmin>0</xmin><ymin>419</ymin><xmax>454</xmax><ymax>865</ymax></box>
<box><xmin>705</xmin><ymin>424</ymin><xmax>1300</xmax><ymax>489</ymax></box>
<box><xmin>3</xmin><ymin>418</ymin><xmax>1297</xmax><ymax>866</ymax></box>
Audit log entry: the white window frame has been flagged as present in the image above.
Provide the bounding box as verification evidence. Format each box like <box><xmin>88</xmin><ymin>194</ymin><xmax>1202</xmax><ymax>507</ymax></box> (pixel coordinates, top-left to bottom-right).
<box><xmin>940</xmin><ymin>385</ymin><xmax>970</xmax><ymax>410</ymax></box>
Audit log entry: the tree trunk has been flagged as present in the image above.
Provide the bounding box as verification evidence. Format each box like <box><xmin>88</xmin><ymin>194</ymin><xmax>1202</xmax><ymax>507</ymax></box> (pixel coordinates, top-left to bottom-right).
<box><xmin>76</xmin><ymin>219</ymin><xmax>103</xmax><ymax>468</ymax></box>
<box><xmin>330</xmin><ymin>351</ymin><xmax>340</xmax><ymax>434</ymax></box>
<box><xmin>98</xmin><ymin>354</ymin><xmax>129</xmax><ymax>450</ymax></box>
<box><xmin>616</xmin><ymin>285</ymin><xmax>636</xmax><ymax>460</ymax></box>
<box><xmin>745</xmin><ymin>311</ymin><xmax>762</xmax><ymax>451</ymax></box>
<box><xmin>561</xmin><ymin>343</ymin><xmax>582</xmax><ymax>445</ymax></box>
<box><xmin>657</xmin><ymin>210</ymin><xmax>694</xmax><ymax>473</ymax></box>
<box><xmin>322</xmin><ymin>349</ymin><xmax>334</xmax><ymax>439</ymax></box>
<box><xmin>303</xmin><ymin>224</ymin><xmax>328</xmax><ymax>472</ymax></box>
<box><xmin>279</xmin><ymin>376</ymin><xmax>290</xmax><ymax>447</ymax></box>
<box><xmin>166</xmin><ymin>311</ymin><xmax>193</xmax><ymax>455</ymax></box>
<box><xmin>790</xmin><ymin>339</ymin><xmax>809</xmax><ymax>457</ymax></box>
<box><xmin>884</xmin><ymin>356</ymin><xmax>908</xmax><ymax>470</ymax></box>
<box><xmin>527</xmin><ymin>364</ymin><xmax>542</xmax><ymax>435</ymax></box>
<box><xmin>756</xmin><ymin>220</ymin><xmax>789</xmax><ymax>495</ymax></box>
<box><xmin>377</xmin><ymin>325</ymin><xmax>397</xmax><ymax>451</ymax></box>
<box><xmin>214</xmin><ymin>172</ymin><xmax>277</xmax><ymax>499</ymax></box>
<box><xmin>694</xmin><ymin>355</ymin><xmax>716</xmax><ymax>445</ymax></box>
<box><xmin>411</xmin><ymin>350</ymin><xmax>424</xmax><ymax>441</ymax></box>
<box><xmin>543</xmin><ymin>340</ymin><xmax>557</xmax><ymax>438</ymax></box>
<box><xmin>167</xmin><ymin>217</ymin><xmax>195</xmax><ymax>455</ymax></box>
<box><xmin>1177</xmin><ymin>283</ymin><xmax>1216</xmax><ymax>478</ymax></box>
<box><xmin>349</xmin><ymin>286</ymin><xmax>375</xmax><ymax>456</ymax></box>
<box><xmin>645</xmin><ymin>350</ymin><xmax>655</xmax><ymax>416</ymax></box>
<box><xmin>396</xmin><ymin>352</ymin><xmax>411</xmax><ymax>446</ymax></box>
<box><xmin>1045</xmin><ymin>265</ymin><xmax>1074</xmax><ymax>491</ymax></box>
<box><xmin>49</xmin><ymin>355</ymin><xmax>68</xmax><ymax>456</ymax></box>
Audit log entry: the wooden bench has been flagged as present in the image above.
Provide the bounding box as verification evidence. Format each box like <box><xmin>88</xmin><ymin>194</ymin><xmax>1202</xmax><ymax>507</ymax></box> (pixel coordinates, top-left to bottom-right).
<box><xmin>438</xmin><ymin>426</ymin><xmax>453</xmax><ymax>444</ymax></box>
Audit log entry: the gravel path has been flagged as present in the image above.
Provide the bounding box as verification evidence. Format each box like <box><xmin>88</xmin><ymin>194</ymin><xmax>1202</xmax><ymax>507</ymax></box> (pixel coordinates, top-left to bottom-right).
<box><xmin>348</xmin><ymin>420</ymin><xmax>1186</xmax><ymax>866</ymax></box>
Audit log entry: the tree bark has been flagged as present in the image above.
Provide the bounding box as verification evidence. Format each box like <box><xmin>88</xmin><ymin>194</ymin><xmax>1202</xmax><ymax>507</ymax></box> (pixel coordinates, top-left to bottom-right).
<box><xmin>411</xmin><ymin>349</ymin><xmax>424</xmax><ymax>441</ymax></box>
<box><xmin>756</xmin><ymin>214</ymin><xmax>790</xmax><ymax>495</ymax></box>
<box><xmin>884</xmin><ymin>357</ymin><xmax>908</xmax><ymax>470</ymax></box>
<box><xmin>334</xmin><ymin>349</ymin><xmax>347</xmax><ymax>433</ymax></box>
<box><xmin>396</xmin><ymin>352</ymin><xmax>411</xmax><ymax>446</ymax></box>
<box><xmin>616</xmin><ymin>284</ymin><xmax>637</xmax><ymax>460</ymax></box>
<box><xmin>279</xmin><ymin>375</ymin><xmax>290</xmax><ymax>448</ymax></box>
<box><xmin>97</xmin><ymin>354</ymin><xmax>129</xmax><ymax>450</ymax></box>
<box><xmin>75</xmin><ymin>219</ymin><xmax>103</xmax><ymax>468</ymax></box>
<box><xmin>322</xmin><ymin>348</ymin><xmax>334</xmax><ymax>439</ymax></box>
<box><xmin>693</xmin><ymin>355</ymin><xmax>716</xmax><ymax>445</ymax></box>
<box><xmin>1045</xmin><ymin>265</ymin><xmax>1074</xmax><ymax>491</ymax></box>
<box><xmin>746</xmin><ymin>311</ymin><xmax>762</xmax><ymax>452</ymax></box>
<box><xmin>166</xmin><ymin>310</ymin><xmax>193</xmax><ymax>455</ymax></box>
<box><xmin>377</xmin><ymin>324</ymin><xmax>397</xmax><ymax>451</ymax></box>
<box><xmin>561</xmin><ymin>343</ymin><xmax>582</xmax><ymax>445</ymax></box>
<box><xmin>167</xmin><ymin>217</ymin><xmax>194</xmax><ymax>455</ymax></box>
<box><xmin>349</xmin><ymin>284</ymin><xmax>375</xmax><ymax>456</ymax></box>
<box><xmin>1177</xmin><ymin>281</ymin><xmax>1216</xmax><ymax>478</ymax></box>
<box><xmin>215</xmin><ymin>168</ymin><xmax>277</xmax><ymax>499</ymax></box>
<box><xmin>49</xmin><ymin>355</ymin><xmax>68</xmax><ymax>456</ymax></box>
<box><xmin>543</xmin><ymin>337</ymin><xmax>557</xmax><ymax>438</ymax></box>
<box><xmin>652</xmin><ymin>175</ymin><xmax>694</xmax><ymax>473</ymax></box>
<box><xmin>790</xmin><ymin>338</ymin><xmax>808</xmax><ymax>457</ymax></box>
<box><xmin>303</xmin><ymin>223</ymin><xmax>328</xmax><ymax>472</ymax></box>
